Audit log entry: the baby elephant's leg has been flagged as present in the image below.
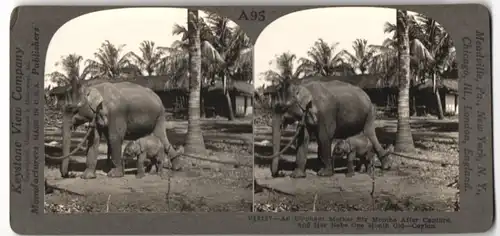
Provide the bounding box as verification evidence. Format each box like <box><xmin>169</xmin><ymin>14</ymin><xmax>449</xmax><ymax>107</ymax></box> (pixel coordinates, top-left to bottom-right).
<box><xmin>147</xmin><ymin>159</ymin><xmax>158</xmax><ymax>174</ymax></box>
<box><xmin>346</xmin><ymin>152</ymin><xmax>356</xmax><ymax>177</ymax></box>
<box><xmin>354</xmin><ymin>157</ymin><xmax>363</xmax><ymax>172</ymax></box>
<box><xmin>136</xmin><ymin>153</ymin><xmax>147</xmax><ymax>179</ymax></box>
<box><xmin>145</xmin><ymin>161</ymin><xmax>155</xmax><ymax>174</ymax></box>
<box><xmin>157</xmin><ymin>150</ymin><xmax>168</xmax><ymax>179</ymax></box>
<box><xmin>365</xmin><ymin>151</ymin><xmax>376</xmax><ymax>176</ymax></box>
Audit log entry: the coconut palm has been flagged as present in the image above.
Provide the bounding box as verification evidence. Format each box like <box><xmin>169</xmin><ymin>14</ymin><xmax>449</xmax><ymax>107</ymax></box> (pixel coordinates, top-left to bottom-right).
<box><xmin>296</xmin><ymin>38</ymin><xmax>355</xmax><ymax>77</ymax></box>
<box><xmin>45</xmin><ymin>53</ymin><xmax>92</xmax><ymax>177</ymax></box>
<box><xmin>46</xmin><ymin>53</ymin><xmax>92</xmax><ymax>87</ymax></box>
<box><xmin>156</xmin><ymin>43</ymin><xmax>190</xmax><ymax>82</ymax></box>
<box><xmin>394</xmin><ymin>9</ymin><xmax>415</xmax><ymax>153</ymax></box>
<box><xmin>414</xmin><ymin>14</ymin><xmax>456</xmax><ymax>119</ymax></box>
<box><xmin>369</xmin><ymin>38</ymin><xmax>398</xmax><ymax>80</ymax></box>
<box><xmin>340</xmin><ymin>39</ymin><xmax>377</xmax><ymax>74</ymax></box>
<box><xmin>168</xmin><ymin>11</ymin><xmax>253</xmax><ymax>120</ymax></box>
<box><xmin>200</xmin><ymin>11</ymin><xmax>253</xmax><ymax>119</ymax></box>
<box><xmin>183</xmin><ymin>9</ymin><xmax>207</xmax><ymax>155</ymax></box>
<box><xmin>261</xmin><ymin>52</ymin><xmax>302</xmax><ymax>85</ymax></box>
<box><xmin>130</xmin><ymin>40</ymin><xmax>168</xmax><ymax>76</ymax></box>
<box><xmin>376</xmin><ymin>13</ymin><xmax>456</xmax><ymax>119</ymax></box>
<box><xmin>85</xmin><ymin>40</ymin><xmax>141</xmax><ymax>79</ymax></box>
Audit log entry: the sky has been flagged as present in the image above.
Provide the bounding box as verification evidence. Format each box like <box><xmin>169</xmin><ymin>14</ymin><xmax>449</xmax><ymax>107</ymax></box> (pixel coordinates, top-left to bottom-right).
<box><xmin>44</xmin><ymin>7</ymin><xmax>234</xmax><ymax>88</ymax></box>
<box><xmin>45</xmin><ymin>7</ymin><xmax>419</xmax><ymax>89</ymax></box>
<box><xmin>254</xmin><ymin>7</ymin><xmax>400</xmax><ymax>89</ymax></box>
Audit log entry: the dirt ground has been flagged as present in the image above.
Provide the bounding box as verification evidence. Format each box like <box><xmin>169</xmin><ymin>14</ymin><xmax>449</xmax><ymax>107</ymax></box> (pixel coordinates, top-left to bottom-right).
<box><xmin>44</xmin><ymin>117</ymin><xmax>253</xmax><ymax>213</ymax></box>
<box><xmin>253</xmin><ymin>117</ymin><xmax>460</xmax><ymax>212</ymax></box>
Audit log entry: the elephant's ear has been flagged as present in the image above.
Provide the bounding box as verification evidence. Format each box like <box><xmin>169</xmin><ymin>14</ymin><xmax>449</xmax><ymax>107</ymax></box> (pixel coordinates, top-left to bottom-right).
<box><xmin>86</xmin><ymin>87</ymin><xmax>104</xmax><ymax>112</ymax></box>
<box><xmin>296</xmin><ymin>85</ymin><xmax>313</xmax><ymax>111</ymax></box>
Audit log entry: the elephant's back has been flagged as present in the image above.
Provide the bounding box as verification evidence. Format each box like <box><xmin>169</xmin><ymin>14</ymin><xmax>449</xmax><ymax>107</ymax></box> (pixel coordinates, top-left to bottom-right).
<box><xmin>114</xmin><ymin>82</ymin><xmax>163</xmax><ymax>108</ymax></box>
<box><xmin>303</xmin><ymin>80</ymin><xmax>373</xmax><ymax>138</ymax></box>
<box><xmin>99</xmin><ymin>82</ymin><xmax>164</xmax><ymax>117</ymax></box>
<box><xmin>302</xmin><ymin>80</ymin><xmax>371</xmax><ymax>105</ymax></box>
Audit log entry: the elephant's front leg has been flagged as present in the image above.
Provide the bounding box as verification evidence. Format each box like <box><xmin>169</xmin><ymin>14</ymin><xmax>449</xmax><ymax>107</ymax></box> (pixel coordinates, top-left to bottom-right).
<box><xmin>316</xmin><ymin>126</ymin><xmax>334</xmax><ymax>177</ymax></box>
<box><xmin>290</xmin><ymin>127</ymin><xmax>309</xmax><ymax>178</ymax></box>
<box><xmin>107</xmin><ymin>117</ymin><xmax>126</xmax><ymax>178</ymax></box>
<box><xmin>81</xmin><ymin>128</ymin><xmax>100</xmax><ymax>179</ymax></box>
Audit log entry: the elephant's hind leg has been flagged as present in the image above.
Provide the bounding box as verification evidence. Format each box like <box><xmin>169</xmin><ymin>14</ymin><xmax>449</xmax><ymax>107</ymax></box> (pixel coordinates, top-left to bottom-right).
<box><xmin>364</xmin><ymin>107</ymin><xmax>391</xmax><ymax>170</ymax></box>
<box><xmin>153</xmin><ymin>114</ymin><xmax>182</xmax><ymax>171</ymax></box>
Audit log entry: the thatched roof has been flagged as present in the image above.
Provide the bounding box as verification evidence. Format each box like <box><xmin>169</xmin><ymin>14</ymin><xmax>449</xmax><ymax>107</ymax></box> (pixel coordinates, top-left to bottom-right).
<box><xmin>262</xmin><ymin>74</ymin><xmax>397</xmax><ymax>95</ymax></box>
<box><xmin>262</xmin><ymin>73</ymin><xmax>458</xmax><ymax>95</ymax></box>
<box><xmin>49</xmin><ymin>75</ymin><xmax>254</xmax><ymax>96</ymax></box>
<box><xmin>207</xmin><ymin>80</ymin><xmax>254</xmax><ymax>96</ymax></box>
<box><xmin>415</xmin><ymin>78</ymin><xmax>458</xmax><ymax>93</ymax></box>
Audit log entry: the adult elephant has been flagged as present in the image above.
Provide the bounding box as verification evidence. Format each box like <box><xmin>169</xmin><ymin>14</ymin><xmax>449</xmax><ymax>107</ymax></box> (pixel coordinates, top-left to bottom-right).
<box><xmin>56</xmin><ymin>81</ymin><xmax>181</xmax><ymax>179</ymax></box>
<box><xmin>270</xmin><ymin>77</ymin><xmax>391</xmax><ymax>178</ymax></box>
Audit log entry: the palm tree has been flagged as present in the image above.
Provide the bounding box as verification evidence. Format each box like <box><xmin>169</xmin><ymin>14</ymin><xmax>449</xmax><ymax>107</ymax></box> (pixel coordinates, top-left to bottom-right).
<box><xmin>340</xmin><ymin>39</ymin><xmax>377</xmax><ymax>74</ymax></box>
<box><xmin>130</xmin><ymin>40</ymin><xmax>168</xmax><ymax>76</ymax></box>
<box><xmin>377</xmin><ymin>14</ymin><xmax>456</xmax><ymax>119</ymax></box>
<box><xmin>169</xmin><ymin>11</ymin><xmax>253</xmax><ymax>120</ymax></box>
<box><xmin>45</xmin><ymin>53</ymin><xmax>91</xmax><ymax>178</ymax></box>
<box><xmin>156</xmin><ymin>43</ymin><xmax>190</xmax><ymax>81</ymax></box>
<box><xmin>85</xmin><ymin>40</ymin><xmax>141</xmax><ymax>79</ymax></box>
<box><xmin>296</xmin><ymin>38</ymin><xmax>355</xmax><ymax>77</ymax></box>
<box><xmin>394</xmin><ymin>9</ymin><xmax>415</xmax><ymax>153</ymax></box>
<box><xmin>261</xmin><ymin>52</ymin><xmax>302</xmax><ymax>85</ymax></box>
<box><xmin>414</xmin><ymin>14</ymin><xmax>456</xmax><ymax>119</ymax></box>
<box><xmin>46</xmin><ymin>53</ymin><xmax>91</xmax><ymax>87</ymax></box>
<box><xmin>198</xmin><ymin>11</ymin><xmax>253</xmax><ymax>120</ymax></box>
<box><xmin>184</xmin><ymin>9</ymin><xmax>206</xmax><ymax>155</ymax></box>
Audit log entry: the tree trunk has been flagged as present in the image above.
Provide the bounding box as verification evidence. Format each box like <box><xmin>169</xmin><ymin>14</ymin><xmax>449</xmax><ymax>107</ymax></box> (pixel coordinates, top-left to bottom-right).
<box><xmin>433</xmin><ymin>72</ymin><xmax>445</xmax><ymax>119</ymax></box>
<box><xmin>225</xmin><ymin>92</ymin><xmax>235</xmax><ymax>120</ymax></box>
<box><xmin>411</xmin><ymin>95</ymin><xmax>416</xmax><ymax>116</ymax></box>
<box><xmin>244</xmin><ymin>96</ymin><xmax>248</xmax><ymax>116</ymax></box>
<box><xmin>224</xmin><ymin>75</ymin><xmax>235</xmax><ymax>120</ymax></box>
<box><xmin>395</xmin><ymin>9</ymin><xmax>415</xmax><ymax>153</ymax></box>
<box><xmin>184</xmin><ymin>9</ymin><xmax>206</xmax><ymax>155</ymax></box>
<box><xmin>200</xmin><ymin>89</ymin><xmax>205</xmax><ymax>118</ymax></box>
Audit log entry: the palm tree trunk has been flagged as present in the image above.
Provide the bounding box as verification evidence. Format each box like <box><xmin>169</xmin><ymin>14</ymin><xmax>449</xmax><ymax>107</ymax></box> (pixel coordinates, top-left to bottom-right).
<box><xmin>395</xmin><ymin>9</ymin><xmax>415</xmax><ymax>153</ymax></box>
<box><xmin>200</xmin><ymin>89</ymin><xmax>205</xmax><ymax>118</ymax></box>
<box><xmin>184</xmin><ymin>9</ymin><xmax>206</xmax><ymax>155</ymax></box>
<box><xmin>411</xmin><ymin>96</ymin><xmax>416</xmax><ymax>116</ymax></box>
<box><xmin>223</xmin><ymin>75</ymin><xmax>235</xmax><ymax>120</ymax></box>
<box><xmin>225</xmin><ymin>92</ymin><xmax>235</xmax><ymax>120</ymax></box>
<box><xmin>244</xmin><ymin>96</ymin><xmax>248</xmax><ymax>115</ymax></box>
<box><xmin>433</xmin><ymin>72</ymin><xmax>445</xmax><ymax>119</ymax></box>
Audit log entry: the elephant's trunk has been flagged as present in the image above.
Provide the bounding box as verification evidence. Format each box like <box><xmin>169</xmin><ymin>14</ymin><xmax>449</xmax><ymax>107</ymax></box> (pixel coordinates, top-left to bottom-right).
<box><xmin>60</xmin><ymin>110</ymin><xmax>72</xmax><ymax>178</ymax></box>
<box><xmin>270</xmin><ymin>109</ymin><xmax>282</xmax><ymax>177</ymax></box>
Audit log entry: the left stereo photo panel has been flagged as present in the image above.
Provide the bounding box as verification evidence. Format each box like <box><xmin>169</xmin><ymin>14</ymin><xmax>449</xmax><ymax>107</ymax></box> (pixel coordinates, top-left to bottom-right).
<box><xmin>43</xmin><ymin>7</ymin><xmax>254</xmax><ymax>213</ymax></box>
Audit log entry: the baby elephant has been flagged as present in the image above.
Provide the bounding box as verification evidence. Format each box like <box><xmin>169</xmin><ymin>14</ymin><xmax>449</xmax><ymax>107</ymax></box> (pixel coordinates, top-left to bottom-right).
<box><xmin>332</xmin><ymin>133</ymin><xmax>375</xmax><ymax>177</ymax></box>
<box><xmin>123</xmin><ymin>134</ymin><xmax>171</xmax><ymax>179</ymax></box>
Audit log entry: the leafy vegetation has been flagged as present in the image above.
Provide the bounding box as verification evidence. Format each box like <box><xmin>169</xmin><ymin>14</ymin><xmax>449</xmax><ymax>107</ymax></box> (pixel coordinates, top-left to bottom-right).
<box><xmin>255</xmin><ymin>11</ymin><xmax>457</xmax><ymax>153</ymax></box>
